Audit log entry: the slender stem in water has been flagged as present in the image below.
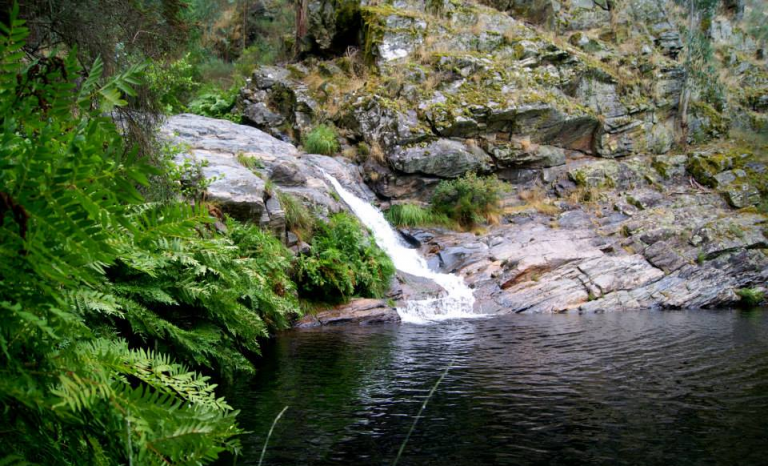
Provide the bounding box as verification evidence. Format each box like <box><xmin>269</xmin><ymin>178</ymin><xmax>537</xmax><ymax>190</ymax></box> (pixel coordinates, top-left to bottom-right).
<box><xmin>258</xmin><ymin>406</ymin><xmax>289</xmax><ymax>466</ymax></box>
<box><xmin>393</xmin><ymin>359</ymin><xmax>454</xmax><ymax>466</ymax></box>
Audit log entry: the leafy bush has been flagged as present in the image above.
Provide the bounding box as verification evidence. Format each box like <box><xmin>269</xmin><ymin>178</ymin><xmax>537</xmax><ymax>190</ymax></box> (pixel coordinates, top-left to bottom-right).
<box><xmin>736</xmin><ymin>288</ymin><xmax>765</xmax><ymax>308</ymax></box>
<box><xmin>431</xmin><ymin>173</ymin><xmax>507</xmax><ymax>228</ymax></box>
<box><xmin>145</xmin><ymin>53</ymin><xmax>201</xmax><ymax>113</ymax></box>
<box><xmin>295</xmin><ymin>213</ymin><xmax>395</xmax><ymax>303</ymax></box>
<box><xmin>304</xmin><ymin>124</ymin><xmax>340</xmax><ymax>155</ymax></box>
<box><xmin>188</xmin><ymin>84</ymin><xmax>240</xmax><ymax>121</ymax></box>
<box><xmin>109</xmin><ymin>217</ymin><xmax>299</xmax><ymax>377</ymax></box>
<box><xmin>0</xmin><ymin>12</ymin><xmax>242</xmax><ymax>463</ymax></box>
<box><xmin>385</xmin><ymin>203</ymin><xmax>453</xmax><ymax>228</ymax></box>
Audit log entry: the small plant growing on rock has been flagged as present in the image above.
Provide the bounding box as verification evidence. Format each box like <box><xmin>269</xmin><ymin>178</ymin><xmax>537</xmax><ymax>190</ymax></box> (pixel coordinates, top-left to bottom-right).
<box><xmin>431</xmin><ymin>173</ymin><xmax>507</xmax><ymax>229</ymax></box>
<box><xmin>303</xmin><ymin>124</ymin><xmax>340</xmax><ymax>155</ymax></box>
<box><xmin>237</xmin><ymin>152</ymin><xmax>264</xmax><ymax>171</ymax></box>
<box><xmin>385</xmin><ymin>203</ymin><xmax>453</xmax><ymax>228</ymax></box>
<box><xmin>277</xmin><ymin>191</ymin><xmax>315</xmax><ymax>241</ymax></box>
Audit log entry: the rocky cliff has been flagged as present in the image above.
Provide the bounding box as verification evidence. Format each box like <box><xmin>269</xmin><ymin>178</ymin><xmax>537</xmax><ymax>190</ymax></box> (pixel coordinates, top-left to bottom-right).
<box><xmin>174</xmin><ymin>0</ymin><xmax>767</xmax><ymax>313</ymax></box>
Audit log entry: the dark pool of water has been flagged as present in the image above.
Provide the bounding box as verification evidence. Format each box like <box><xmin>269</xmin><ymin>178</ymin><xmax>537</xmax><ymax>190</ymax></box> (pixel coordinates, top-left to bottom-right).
<box><xmin>224</xmin><ymin>309</ymin><xmax>768</xmax><ymax>466</ymax></box>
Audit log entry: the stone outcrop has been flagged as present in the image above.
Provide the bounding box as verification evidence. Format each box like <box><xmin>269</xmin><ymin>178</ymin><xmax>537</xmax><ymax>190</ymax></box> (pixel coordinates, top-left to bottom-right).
<box><xmin>404</xmin><ymin>153</ymin><xmax>767</xmax><ymax>313</ymax></box>
<box><xmin>238</xmin><ymin>0</ymin><xmax>751</xmax><ymax>202</ymax></box>
<box><xmin>160</xmin><ymin>113</ymin><xmax>373</xmax><ymax>244</ymax></box>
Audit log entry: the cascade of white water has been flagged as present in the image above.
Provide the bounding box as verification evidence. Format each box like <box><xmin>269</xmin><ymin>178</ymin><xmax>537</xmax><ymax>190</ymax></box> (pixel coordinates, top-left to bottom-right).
<box><xmin>323</xmin><ymin>174</ymin><xmax>477</xmax><ymax>323</ymax></box>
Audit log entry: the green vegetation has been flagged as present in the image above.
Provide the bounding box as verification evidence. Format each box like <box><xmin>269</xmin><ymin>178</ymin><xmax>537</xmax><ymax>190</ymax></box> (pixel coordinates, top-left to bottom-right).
<box><xmin>385</xmin><ymin>203</ymin><xmax>453</xmax><ymax>228</ymax></box>
<box><xmin>0</xmin><ymin>11</ymin><xmax>394</xmax><ymax>464</ymax></box>
<box><xmin>304</xmin><ymin>124</ymin><xmax>341</xmax><ymax>155</ymax></box>
<box><xmin>295</xmin><ymin>213</ymin><xmax>395</xmax><ymax>303</ymax></box>
<box><xmin>736</xmin><ymin>288</ymin><xmax>765</xmax><ymax>308</ymax></box>
<box><xmin>0</xmin><ymin>13</ymin><xmax>242</xmax><ymax>462</ymax></box>
<box><xmin>237</xmin><ymin>152</ymin><xmax>266</xmax><ymax>171</ymax></box>
<box><xmin>431</xmin><ymin>173</ymin><xmax>507</xmax><ymax>229</ymax></box>
<box><xmin>383</xmin><ymin>174</ymin><xmax>507</xmax><ymax>231</ymax></box>
<box><xmin>277</xmin><ymin>191</ymin><xmax>316</xmax><ymax>240</ymax></box>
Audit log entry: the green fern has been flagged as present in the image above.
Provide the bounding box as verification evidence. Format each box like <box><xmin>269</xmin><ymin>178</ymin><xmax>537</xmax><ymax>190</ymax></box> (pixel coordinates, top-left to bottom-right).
<box><xmin>0</xmin><ymin>9</ymin><xmax>242</xmax><ymax>463</ymax></box>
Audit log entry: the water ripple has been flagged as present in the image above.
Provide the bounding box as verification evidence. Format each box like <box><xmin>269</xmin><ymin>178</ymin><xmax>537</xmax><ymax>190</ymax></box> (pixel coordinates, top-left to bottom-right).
<box><xmin>226</xmin><ymin>309</ymin><xmax>768</xmax><ymax>466</ymax></box>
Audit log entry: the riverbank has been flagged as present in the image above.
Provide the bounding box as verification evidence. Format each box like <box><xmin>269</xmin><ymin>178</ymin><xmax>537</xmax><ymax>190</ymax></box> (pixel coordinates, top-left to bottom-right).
<box><xmin>164</xmin><ymin>114</ymin><xmax>767</xmax><ymax>319</ymax></box>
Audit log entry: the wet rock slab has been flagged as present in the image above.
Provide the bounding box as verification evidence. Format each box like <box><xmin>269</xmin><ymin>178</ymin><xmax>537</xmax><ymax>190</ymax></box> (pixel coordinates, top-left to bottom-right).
<box><xmin>294</xmin><ymin>299</ymin><xmax>401</xmax><ymax>328</ymax></box>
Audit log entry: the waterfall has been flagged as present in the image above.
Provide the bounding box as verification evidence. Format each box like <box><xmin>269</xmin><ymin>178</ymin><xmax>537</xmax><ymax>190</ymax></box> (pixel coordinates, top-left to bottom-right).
<box><xmin>324</xmin><ymin>174</ymin><xmax>477</xmax><ymax>324</ymax></box>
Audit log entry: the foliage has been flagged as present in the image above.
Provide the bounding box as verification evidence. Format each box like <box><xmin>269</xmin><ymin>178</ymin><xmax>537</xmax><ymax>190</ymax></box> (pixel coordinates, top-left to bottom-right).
<box><xmin>188</xmin><ymin>84</ymin><xmax>241</xmax><ymax>121</ymax></box>
<box><xmin>277</xmin><ymin>191</ymin><xmax>316</xmax><ymax>241</ymax></box>
<box><xmin>736</xmin><ymin>288</ymin><xmax>765</xmax><ymax>308</ymax></box>
<box><xmin>238</xmin><ymin>152</ymin><xmax>265</xmax><ymax>170</ymax></box>
<box><xmin>295</xmin><ymin>213</ymin><xmax>395</xmax><ymax>303</ymax></box>
<box><xmin>431</xmin><ymin>173</ymin><xmax>507</xmax><ymax>229</ymax></box>
<box><xmin>145</xmin><ymin>53</ymin><xmax>201</xmax><ymax>113</ymax></box>
<box><xmin>385</xmin><ymin>203</ymin><xmax>453</xmax><ymax>228</ymax></box>
<box><xmin>0</xmin><ymin>13</ymin><xmax>243</xmax><ymax>463</ymax></box>
<box><xmin>109</xmin><ymin>217</ymin><xmax>299</xmax><ymax>378</ymax></box>
<box><xmin>18</xmin><ymin>0</ymin><xmax>195</xmax><ymax>158</ymax></box>
<box><xmin>304</xmin><ymin>124</ymin><xmax>340</xmax><ymax>155</ymax></box>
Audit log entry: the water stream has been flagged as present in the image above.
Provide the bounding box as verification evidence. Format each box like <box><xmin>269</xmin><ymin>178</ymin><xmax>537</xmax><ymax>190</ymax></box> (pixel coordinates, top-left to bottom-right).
<box><xmin>324</xmin><ymin>174</ymin><xmax>476</xmax><ymax>323</ymax></box>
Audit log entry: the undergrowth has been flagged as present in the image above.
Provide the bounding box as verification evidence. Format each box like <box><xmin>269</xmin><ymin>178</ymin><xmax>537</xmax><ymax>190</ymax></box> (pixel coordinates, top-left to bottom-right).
<box><xmin>295</xmin><ymin>213</ymin><xmax>395</xmax><ymax>303</ymax></box>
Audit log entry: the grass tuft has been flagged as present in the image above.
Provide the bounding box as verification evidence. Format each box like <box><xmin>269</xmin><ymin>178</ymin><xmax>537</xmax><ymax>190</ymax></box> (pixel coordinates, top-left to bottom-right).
<box><xmin>277</xmin><ymin>191</ymin><xmax>315</xmax><ymax>241</ymax></box>
<box><xmin>303</xmin><ymin>124</ymin><xmax>340</xmax><ymax>155</ymax></box>
<box><xmin>384</xmin><ymin>203</ymin><xmax>453</xmax><ymax>228</ymax></box>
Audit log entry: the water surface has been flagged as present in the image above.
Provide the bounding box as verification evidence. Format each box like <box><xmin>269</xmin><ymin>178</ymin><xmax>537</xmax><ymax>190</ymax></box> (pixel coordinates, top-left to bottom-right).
<box><xmin>226</xmin><ymin>310</ymin><xmax>768</xmax><ymax>465</ymax></box>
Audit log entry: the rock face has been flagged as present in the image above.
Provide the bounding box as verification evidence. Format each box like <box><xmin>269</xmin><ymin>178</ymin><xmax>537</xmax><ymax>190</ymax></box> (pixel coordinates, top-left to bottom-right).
<box><xmin>179</xmin><ymin>0</ymin><xmax>768</xmax><ymax>318</ymax></box>
<box><xmin>239</xmin><ymin>0</ymin><xmax>761</xmax><ymax>203</ymax></box>
<box><xmin>238</xmin><ymin>66</ymin><xmax>319</xmax><ymax>141</ymax></box>
<box><xmin>160</xmin><ymin>114</ymin><xmax>373</xmax><ymax>242</ymax></box>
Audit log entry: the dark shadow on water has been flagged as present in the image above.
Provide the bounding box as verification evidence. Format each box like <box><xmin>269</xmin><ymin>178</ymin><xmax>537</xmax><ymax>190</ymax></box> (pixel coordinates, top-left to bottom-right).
<box><xmin>221</xmin><ymin>309</ymin><xmax>768</xmax><ymax>466</ymax></box>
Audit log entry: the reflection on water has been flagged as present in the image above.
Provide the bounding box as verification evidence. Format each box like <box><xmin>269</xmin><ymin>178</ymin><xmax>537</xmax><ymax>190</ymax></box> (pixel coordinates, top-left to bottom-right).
<box><xmin>224</xmin><ymin>310</ymin><xmax>768</xmax><ymax>465</ymax></box>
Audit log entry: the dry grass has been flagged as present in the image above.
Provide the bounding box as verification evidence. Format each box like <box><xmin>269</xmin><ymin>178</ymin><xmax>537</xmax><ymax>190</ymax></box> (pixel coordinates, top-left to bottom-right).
<box><xmin>518</xmin><ymin>137</ymin><xmax>535</xmax><ymax>152</ymax></box>
<box><xmin>516</xmin><ymin>187</ymin><xmax>561</xmax><ymax>215</ymax></box>
<box><xmin>370</xmin><ymin>140</ymin><xmax>386</xmax><ymax>164</ymax></box>
<box><xmin>469</xmin><ymin>17</ymin><xmax>486</xmax><ymax>36</ymax></box>
<box><xmin>341</xmin><ymin>146</ymin><xmax>358</xmax><ymax>160</ymax></box>
<box><xmin>503</xmin><ymin>188</ymin><xmax>558</xmax><ymax>216</ymax></box>
<box><xmin>303</xmin><ymin>70</ymin><xmax>325</xmax><ymax>91</ymax></box>
<box><xmin>424</xmin><ymin>73</ymin><xmax>443</xmax><ymax>92</ymax></box>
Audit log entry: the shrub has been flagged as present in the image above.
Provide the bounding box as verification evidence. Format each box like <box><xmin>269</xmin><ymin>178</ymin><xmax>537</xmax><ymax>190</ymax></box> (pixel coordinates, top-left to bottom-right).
<box><xmin>188</xmin><ymin>84</ymin><xmax>240</xmax><ymax>121</ymax></box>
<box><xmin>295</xmin><ymin>213</ymin><xmax>395</xmax><ymax>303</ymax></box>
<box><xmin>304</xmin><ymin>124</ymin><xmax>340</xmax><ymax>155</ymax></box>
<box><xmin>385</xmin><ymin>203</ymin><xmax>453</xmax><ymax>228</ymax></box>
<box><xmin>431</xmin><ymin>173</ymin><xmax>507</xmax><ymax>228</ymax></box>
<box><xmin>145</xmin><ymin>53</ymin><xmax>201</xmax><ymax>113</ymax></box>
<box><xmin>736</xmin><ymin>288</ymin><xmax>765</xmax><ymax>308</ymax></box>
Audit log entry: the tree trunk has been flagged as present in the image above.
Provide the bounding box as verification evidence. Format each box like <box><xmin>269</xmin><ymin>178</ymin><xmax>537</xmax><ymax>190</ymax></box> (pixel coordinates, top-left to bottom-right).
<box><xmin>678</xmin><ymin>0</ymin><xmax>696</xmax><ymax>146</ymax></box>
<box><xmin>242</xmin><ymin>0</ymin><xmax>247</xmax><ymax>54</ymax></box>
<box><xmin>294</xmin><ymin>0</ymin><xmax>308</xmax><ymax>57</ymax></box>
